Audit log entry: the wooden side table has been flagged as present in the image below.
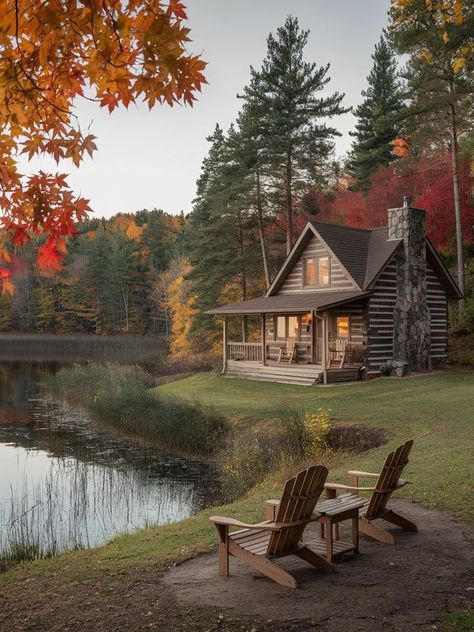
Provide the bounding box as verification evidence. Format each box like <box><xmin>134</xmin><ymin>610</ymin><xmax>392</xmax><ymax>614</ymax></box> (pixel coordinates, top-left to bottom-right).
<box><xmin>265</xmin><ymin>493</ymin><xmax>365</xmax><ymax>564</ymax></box>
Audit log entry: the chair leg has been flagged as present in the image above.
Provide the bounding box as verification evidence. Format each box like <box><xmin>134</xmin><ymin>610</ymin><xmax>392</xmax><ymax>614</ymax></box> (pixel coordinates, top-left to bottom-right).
<box><xmin>382</xmin><ymin>510</ymin><xmax>418</xmax><ymax>532</ymax></box>
<box><xmin>295</xmin><ymin>545</ymin><xmax>335</xmax><ymax>574</ymax></box>
<box><xmin>359</xmin><ymin>518</ymin><xmax>395</xmax><ymax>544</ymax></box>
<box><xmin>216</xmin><ymin>525</ymin><xmax>229</xmax><ymax>577</ymax></box>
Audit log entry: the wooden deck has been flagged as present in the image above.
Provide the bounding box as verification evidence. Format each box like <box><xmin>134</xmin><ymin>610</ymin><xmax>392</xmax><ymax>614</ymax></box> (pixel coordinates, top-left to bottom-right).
<box><xmin>225</xmin><ymin>360</ymin><xmax>362</xmax><ymax>386</ymax></box>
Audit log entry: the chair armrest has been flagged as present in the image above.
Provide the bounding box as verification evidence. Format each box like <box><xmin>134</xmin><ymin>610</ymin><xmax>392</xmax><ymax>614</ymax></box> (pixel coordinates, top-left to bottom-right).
<box><xmin>347</xmin><ymin>470</ymin><xmax>380</xmax><ymax>478</ymax></box>
<box><xmin>210</xmin><ymin>514</ymin><xmax>321</xmax><ymax>530</ymax></box>
<box><xmin>324</xmin><ymin>482</ymin><xmax>377</xmax><ymax>492</ymax></box>
<box><xmin>209</xmin><ymin>516</ymin><xmax>281</xmax><ymax>530</ymax></box>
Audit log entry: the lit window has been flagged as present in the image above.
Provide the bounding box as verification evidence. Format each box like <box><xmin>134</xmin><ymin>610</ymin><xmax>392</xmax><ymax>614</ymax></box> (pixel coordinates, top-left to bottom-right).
<box><xmin>277</xmin><ymin>316</ymin><xmax>286</xmax><ymax>338</ymax></box>
<box><xmin>318</xmin><ymin>256</ymin><xmax>330</xmax><ymax>287</ymax></box>
<box><xmin>303</xmin><ymin>258</ymin><xmax>316</xmax><ymax>286</ymax></box>
<box><xmin>288</xmin><ymin>316</ymin><xmax>299</xmax><ymax>338</ymax></box>
<box><xmin>336</xmin><ymin>316</ymin><xmax>350</xmax><ymax>339</ymax></box>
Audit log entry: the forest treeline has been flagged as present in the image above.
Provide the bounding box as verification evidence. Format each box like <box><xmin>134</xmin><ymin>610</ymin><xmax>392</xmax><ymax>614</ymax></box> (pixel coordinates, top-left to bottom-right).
<box><xmin>1</xmin><ymin>9</ymin><xmax>474</xmax><ymax>354</ymax></box>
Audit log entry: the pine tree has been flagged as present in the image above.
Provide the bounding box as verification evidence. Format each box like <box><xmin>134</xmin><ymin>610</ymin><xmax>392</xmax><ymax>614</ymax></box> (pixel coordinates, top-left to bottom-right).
<box><xmin>347</xmin><ymin>34</ymin><xmax>405</xmax><ymax>190</ymax></box>
<box><xmin>389</xmin><ymin>0</ymin><xmax>474</xmax><ymax>302</ymax></box>
<box><xmin>187</xmin><ymin>125</ymin><xmax>262</xmax><ymax>348</ymax></box>
<box><xmin>241</xmin><ymin>16</ymin><xmax>349</xmax><ymax>252</ymax></box>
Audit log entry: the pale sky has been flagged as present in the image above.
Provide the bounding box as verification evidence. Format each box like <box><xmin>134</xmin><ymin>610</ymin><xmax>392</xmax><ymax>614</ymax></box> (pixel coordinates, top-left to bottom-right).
<box><xmin>21</xmin><ymin>1</ymin><xmax>390</xmax><ymax>219</ymax></box>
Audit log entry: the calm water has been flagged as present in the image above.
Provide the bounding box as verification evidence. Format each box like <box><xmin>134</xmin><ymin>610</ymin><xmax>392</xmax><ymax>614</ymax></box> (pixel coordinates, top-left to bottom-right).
<box><xmin>0</xmin><ymin>361</ymin><xmax>218</xmax><ymax>558</ymax></box>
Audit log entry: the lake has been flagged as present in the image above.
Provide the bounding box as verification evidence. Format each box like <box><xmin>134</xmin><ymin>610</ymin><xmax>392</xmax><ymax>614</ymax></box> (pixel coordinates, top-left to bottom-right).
<box><xmin>0</xmin><ymin>358</ymin><xmax>218</xmax><ymax>561</ymax></box>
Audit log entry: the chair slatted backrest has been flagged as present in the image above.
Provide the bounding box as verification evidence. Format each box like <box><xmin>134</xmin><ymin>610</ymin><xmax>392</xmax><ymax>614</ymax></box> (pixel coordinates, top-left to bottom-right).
<box><xmin>267</xmin><ymin>465</ymin><xmax>328</xmax><ymax>557</ymax></box>
<box><xmin>365</xmin><ymin>440</ymin><xmax>413</xmax><ymax>520</ymax></box>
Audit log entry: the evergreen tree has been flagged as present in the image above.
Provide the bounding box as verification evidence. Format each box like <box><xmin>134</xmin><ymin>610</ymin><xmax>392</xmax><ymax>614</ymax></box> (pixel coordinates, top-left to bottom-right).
<box><xmin>241</xmin><ymin>16</ymin><xmax>349</xmax><ymax>252</ymax></box>
<box><xmin>187</xmin><ymin>125</ymin><xmax>262</xmax><ymax>348</ymax></box>
<box><xmin>347</xmin><ymin>34</ymin><xmax>405</xmax><ymax>190</ymax></box>
<box><xmin>389</xmin><ymin>0</ymin><xmax>474</xmax><ymax>301</ymax></box>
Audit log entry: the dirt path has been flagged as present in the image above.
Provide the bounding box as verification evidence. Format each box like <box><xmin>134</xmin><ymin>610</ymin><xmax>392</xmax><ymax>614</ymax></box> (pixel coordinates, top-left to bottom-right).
<box><xmin>0</xmin><ymin>501</ymin><xmax>472</xmax><ymax>632</ymax></box>
<box><xmin>163</xmin><ymin>500</ymin><xmax>474</xmax><ymax>632</ymax></box>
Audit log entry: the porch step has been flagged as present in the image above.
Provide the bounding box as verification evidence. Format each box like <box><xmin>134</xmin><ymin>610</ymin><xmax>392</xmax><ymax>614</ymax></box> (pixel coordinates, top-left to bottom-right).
<box><xmin>225</xmin><ymin>361</ymin><xmax>321</xmax><ymax>386</ymax></box>
<box><xmin>326</xmin><ymin>368</ymin><xmax>362</xmax><ymax>383</ymax></box>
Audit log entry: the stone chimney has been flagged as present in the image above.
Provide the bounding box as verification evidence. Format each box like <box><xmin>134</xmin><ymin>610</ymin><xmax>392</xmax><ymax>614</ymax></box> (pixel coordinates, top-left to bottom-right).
<box><xmin>387</xmin><ymin>201</ymin><xmax>431</xmax><ymax>371</ymax></box>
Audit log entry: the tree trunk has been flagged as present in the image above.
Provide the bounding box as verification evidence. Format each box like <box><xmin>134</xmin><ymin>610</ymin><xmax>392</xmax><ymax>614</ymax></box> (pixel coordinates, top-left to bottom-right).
<box><xmin>238</xmin><ymin>219</ymin><xmax>248</xmax><ymax>342</ymax></box>
<box><xmin>286</xmin><ymin>150</ymin><xmax>293</xmax><ymax>254</ymax></box>
<box><xmin>256</xmin><ymin>163</ymin><xmax>271</xmax><ymax>290</ymax></box>
<box><xmin>120</xmin><ymin>279</ymin><xmax>129</xmax><ymax>332</ymax></box>
<box><xmin>448</xmin><ymin>88</ymin><xmax>465</xmax><ymax>306</ymax></box>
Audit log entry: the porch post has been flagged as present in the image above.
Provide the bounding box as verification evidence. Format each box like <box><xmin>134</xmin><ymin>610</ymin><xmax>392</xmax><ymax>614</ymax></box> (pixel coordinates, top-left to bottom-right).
<box><xmin>222</xmin><ymin>316</ymin><xmax>228</xmax><ymax>373</ymax></box>
<box><xmin>311</xmin><ymin>310</ymin><xmax>316</xmax><ymax>364</ymax></box>
<box><xmin>261</xmin><ymin>313</ymin><xmax>266</xmax><ymax>365</ymax></box>
<box><xmin>322</xmin><ymin>312</ymin><xmax>328</xmax><ymax>385</ymax></box>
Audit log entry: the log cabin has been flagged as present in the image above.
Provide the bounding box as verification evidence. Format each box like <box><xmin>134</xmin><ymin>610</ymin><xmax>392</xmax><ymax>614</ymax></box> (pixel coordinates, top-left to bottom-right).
<box><xmin>207</xmin><ymin>202</ymin><xmax>462</xmax><ymax>386</ymax></box>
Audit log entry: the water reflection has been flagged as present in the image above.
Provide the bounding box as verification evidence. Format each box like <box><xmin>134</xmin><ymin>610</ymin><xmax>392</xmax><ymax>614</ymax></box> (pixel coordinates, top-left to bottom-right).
<box><xmin>0</xmin><ymin>361</ymin><xmax>218</xmax><ymax>559</ymax></box>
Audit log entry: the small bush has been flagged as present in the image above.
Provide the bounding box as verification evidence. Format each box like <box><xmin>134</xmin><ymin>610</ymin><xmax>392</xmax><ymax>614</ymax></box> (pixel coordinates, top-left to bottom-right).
<box><xmin>279</xmin><ymin>406</ymin><xmax>332</xmax><ymax>459</ymax></box>
<box><xmin>304</xmin><ymin>410</ymin><xmax>331</xmax><ymax>457</ymax></box>
<box><xmin>48</xmin><ymin>363</ymin><xmax>228</xmax><ymax>456</ymax></box>
<box><xmin>219</xmin><ymin>437</ymin><xmax>269</xmax><ymax>500</ymax></box>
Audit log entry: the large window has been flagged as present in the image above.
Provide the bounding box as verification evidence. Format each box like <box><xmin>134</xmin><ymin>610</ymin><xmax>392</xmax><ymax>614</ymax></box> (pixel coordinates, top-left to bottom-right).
<box><xmin>336</xmin><ymin>316</ymin><xmax>350</xmax><ymax>339</ymax></box>
<box><xmin>276</xmin><ymin>316</ymin><xmax>286</xmax><ymax>339</ymax></box>
<box><xmin>303</xmin><ymin>256</ymin><xmax>330</xmax><ymax>287</ymax></box>
<box><xmin>275</xmin><ymin>316</ymin><xmax>300</xmax><ymax>340</ymax></box>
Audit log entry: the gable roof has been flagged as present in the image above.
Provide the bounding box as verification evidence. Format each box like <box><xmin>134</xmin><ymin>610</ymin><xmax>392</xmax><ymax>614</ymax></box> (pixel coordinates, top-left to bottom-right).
<box><xmin>364</xmin><ymin>227</ymin><xmax>402</xmax><ymax>288</ymax></box>
<box><xmin>266</xmin><ymin>221</ymin><xmax>402</xmax><ymax>296</ymax></box>
<box><xmin>208</xmin><ymin>217</ymin><xmax>462</xmax><ymax>316</ymax></box>
<box><xmin>312</xmin><ymin>222</ymin><xmax>372</xmax><ymax>289</ymax></box>
<box><xmin>426</xmin><ymin>237</ymin><xmax>463</xmax><ymax>299</ymax></box>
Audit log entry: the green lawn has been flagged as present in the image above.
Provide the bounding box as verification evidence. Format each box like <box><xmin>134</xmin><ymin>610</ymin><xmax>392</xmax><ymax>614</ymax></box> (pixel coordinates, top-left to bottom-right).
<box><xmin>1</xmin><ymin>371</ymin><xmax>472</xmax><ymax>631</ymax></box>
<box><xmin>158</xmin><ymin>371</ymin><xmax>474</xmax><ymax>521</ymax></box>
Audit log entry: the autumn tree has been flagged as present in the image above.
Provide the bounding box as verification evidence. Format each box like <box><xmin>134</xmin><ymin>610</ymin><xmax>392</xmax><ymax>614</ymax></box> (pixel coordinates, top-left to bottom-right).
<box><xmin>0</xmin><ymin>0</ymin><xmax>206</xmax><ymax>292</ymax></box>
<box><xmin>348</xmin><ymin>33</ymin><xmax>406</xmax><ymax>190</ymax></box>
<box><xmin>389</xmin><ymin>0</ymin><xmax>474</xmax><ymax>301</ymax></box>
<box><xmin>240</xmin><ymin>16</ymin><xmax>349</xmax><ymax>253</ymax></box>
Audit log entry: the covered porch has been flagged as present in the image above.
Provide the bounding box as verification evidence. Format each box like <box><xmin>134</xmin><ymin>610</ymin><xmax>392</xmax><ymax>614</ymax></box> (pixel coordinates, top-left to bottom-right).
<box><xmin>209</xmin><ymin>291</ymin><xmax>370</xmax><ymax>386</ymax></box>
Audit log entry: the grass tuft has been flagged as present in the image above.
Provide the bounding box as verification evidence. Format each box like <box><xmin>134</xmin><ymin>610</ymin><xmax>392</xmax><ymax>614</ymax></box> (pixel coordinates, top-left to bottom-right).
<box><xmin>48</xmin><ymin>363</ymin><xmax>229</xmax><ymax>456</ymax></box>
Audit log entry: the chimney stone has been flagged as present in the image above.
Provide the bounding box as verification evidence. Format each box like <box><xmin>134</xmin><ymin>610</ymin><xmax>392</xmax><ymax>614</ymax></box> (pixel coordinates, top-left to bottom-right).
<box><xmin>387</xmin><ymin>206</ymin><xmax>431</xmax><ymax>371</ymax></box>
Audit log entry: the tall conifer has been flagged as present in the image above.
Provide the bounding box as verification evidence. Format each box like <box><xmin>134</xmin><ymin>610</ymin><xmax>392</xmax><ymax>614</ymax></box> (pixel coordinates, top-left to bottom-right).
<box><xmin>347</xmin><ymin>34</ymin><xmax>405</xmax><ymax>190</ymax></box>
<box><xmin>241</xmin><ymin>16</ymin><xmax>349</xmax><ymax>253</ymax></box>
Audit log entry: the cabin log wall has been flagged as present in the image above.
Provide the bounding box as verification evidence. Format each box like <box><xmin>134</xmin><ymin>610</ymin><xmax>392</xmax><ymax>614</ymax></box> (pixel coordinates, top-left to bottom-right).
<box><xmin>367</xmin><ymin>258</ymin><xmax>398</xmax><ymax>371</ymax></box>
<box><xmin>427</xmin><ymin>261</ymin><xmax>447</xmax><ymax>360</ymax></box>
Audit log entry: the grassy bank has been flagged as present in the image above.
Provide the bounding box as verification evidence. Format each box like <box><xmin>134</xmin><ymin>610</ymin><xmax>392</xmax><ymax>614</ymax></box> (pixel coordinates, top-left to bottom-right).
<box><xmin>0</xmin><ymin>371</ymin><xmax>472</xmax><ymax>630</ymax></box>
<box><xmin>48</xmin><ymin>363</ymin><xmax>228</xmax><ymax>456</ymax></box>
<box><xmin>157</xmin><ymin>371</ymin><xmax>474</xmax><ymax>521</ymax></box>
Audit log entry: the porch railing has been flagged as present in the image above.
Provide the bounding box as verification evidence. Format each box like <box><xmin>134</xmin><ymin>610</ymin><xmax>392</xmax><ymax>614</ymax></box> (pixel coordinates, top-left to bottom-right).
<box><xmin>227</xmin><ymin>342</ymin><xmax>262</xmax><ymax>362</ymax></box>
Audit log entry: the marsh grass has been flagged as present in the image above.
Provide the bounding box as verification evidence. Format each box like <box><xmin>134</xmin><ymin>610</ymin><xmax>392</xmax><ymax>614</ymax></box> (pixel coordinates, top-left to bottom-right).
<box><xmin>48</xmin><ymin>363</ymin><xmax>228</xmax><ymax>456</ymax></box>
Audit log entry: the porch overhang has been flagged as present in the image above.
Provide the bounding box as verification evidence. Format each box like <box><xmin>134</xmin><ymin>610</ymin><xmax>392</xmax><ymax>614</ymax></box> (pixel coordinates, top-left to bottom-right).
<box><xmin>206</xmin><ymin>290</ymin><xmax>371</xmax><ymax>316</ymax></box>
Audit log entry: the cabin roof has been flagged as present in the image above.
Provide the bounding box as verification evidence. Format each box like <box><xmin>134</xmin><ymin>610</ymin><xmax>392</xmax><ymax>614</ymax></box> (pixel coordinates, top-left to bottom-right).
<box><xmin>206</xmin><ymin>290</ymin><xmax>370</xmax><ymax>315</ymax></box>
<box><xmin>208</xmin><ymin>217</ymin><xmax>462</xmax><ymax>316</ymax></box>
<box><xmin>266</xmin><ymin>222</ymin><xmax>402</xmax><ymax>295</ymax></box>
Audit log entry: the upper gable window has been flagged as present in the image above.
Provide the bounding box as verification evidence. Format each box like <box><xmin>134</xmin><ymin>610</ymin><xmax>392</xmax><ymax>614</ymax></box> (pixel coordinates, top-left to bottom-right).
<box><xmin>303</xmin><ymin>256</ymin><xmax>330</xmax><ymax>288</ymax></box>
<box><xmin>303</xmin><ymin>258</ymin><xmax>316</xmax><ymax>286</ymax></box>
<box><xmin>318</xmin><ymin>256</ymin><xmax>330</xmax><ymax>287</ymax></box>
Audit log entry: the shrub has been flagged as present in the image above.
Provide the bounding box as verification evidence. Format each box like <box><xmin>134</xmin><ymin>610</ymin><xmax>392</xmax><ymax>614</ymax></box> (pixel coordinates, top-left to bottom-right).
<box><xmin>47</xmin><ymin>363</ymin><xmax>228</xmax><ymax>456</ymax></box>
<box><xmin>279</xmin><ymin>406</ymin><xmax>332</xmax><ymax>460</ymax></box>
<box><xmin>304</xmin><ymin>410</ymin><xmax>331</xmax><ymax>457</ymax></box>
<box><xmin>219</xmin><ymin>437</ymin><xmax>268</xmax><ymax>500</ymax></box>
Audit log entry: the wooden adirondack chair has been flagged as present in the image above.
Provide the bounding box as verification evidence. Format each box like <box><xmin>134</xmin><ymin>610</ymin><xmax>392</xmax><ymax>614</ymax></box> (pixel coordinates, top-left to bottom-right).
<box><xmin>277</xmin><ymin>337</ymin><xmax>296</xmax><ymax>364</ymax></box>
<box><xmin>209</xmin><ymin>465</ymin><xmax>334</xmax><ymax>588</ymax></box>
<box><xmin>325</xmin><ymin>440</ymin><xmax>417</xmax><ymax>544</ymax></box>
